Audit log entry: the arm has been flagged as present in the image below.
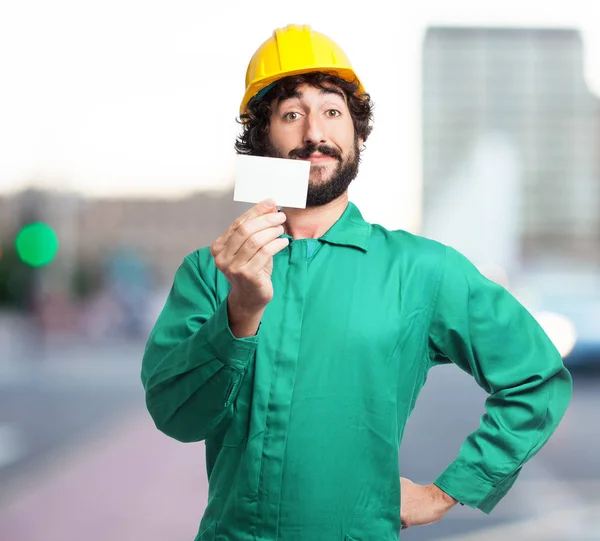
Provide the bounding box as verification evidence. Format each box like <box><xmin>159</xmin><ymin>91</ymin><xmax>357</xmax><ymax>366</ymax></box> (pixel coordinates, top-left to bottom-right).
<box><xmin>428</xmin><ymin>246</ymin><xmax>572</xmax><ymax>513</ymax></box>
<box><xmin>142</xmin><ymin>199</ymin><xmax>287</xmax><ymax>443</ymax></box>
<box><xmin>141</xmin><ymin>252</ymin><xmax>258</xmax><ymax>443</ymax></box>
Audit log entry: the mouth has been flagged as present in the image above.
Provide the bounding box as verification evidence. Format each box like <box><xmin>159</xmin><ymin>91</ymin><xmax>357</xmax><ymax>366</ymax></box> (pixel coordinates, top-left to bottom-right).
<box><xmin>306</xmin><ymin>153</ymin><xmax>337</xmax><ymax>164</ymax></box>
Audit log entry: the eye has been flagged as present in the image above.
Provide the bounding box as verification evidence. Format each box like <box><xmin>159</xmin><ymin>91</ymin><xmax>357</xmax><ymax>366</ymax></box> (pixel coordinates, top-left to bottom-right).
<box><xmin>326</xmin><ymin>109</ymin><xmax>341</xmax><ymax>118</ymax></box>
<box><xmin>283</xmin><ymin>111</ymin><xmax>301</xmax><ymax>121</ymax></box>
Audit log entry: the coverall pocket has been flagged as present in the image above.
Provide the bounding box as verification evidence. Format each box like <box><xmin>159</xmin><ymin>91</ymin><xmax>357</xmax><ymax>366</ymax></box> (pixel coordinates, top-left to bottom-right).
<box><xmin>345</xmin><ymin>536</ymin><xmax>358</xmax><ymax>541</ymax></box>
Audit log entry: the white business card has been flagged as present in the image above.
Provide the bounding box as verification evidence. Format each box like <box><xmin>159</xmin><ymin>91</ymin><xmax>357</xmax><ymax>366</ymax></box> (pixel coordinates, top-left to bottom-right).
<box><xmin>234</xmin><ymin>154</ymin><xmax>310</xmax><ymax>209</ymax></box>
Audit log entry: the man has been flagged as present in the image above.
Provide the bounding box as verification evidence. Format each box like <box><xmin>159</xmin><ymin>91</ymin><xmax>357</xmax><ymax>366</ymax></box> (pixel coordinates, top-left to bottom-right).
<box><xmin>141</xmin><ymin>24</ymin><xmax>572</xmax><ymax>541</ymax></box>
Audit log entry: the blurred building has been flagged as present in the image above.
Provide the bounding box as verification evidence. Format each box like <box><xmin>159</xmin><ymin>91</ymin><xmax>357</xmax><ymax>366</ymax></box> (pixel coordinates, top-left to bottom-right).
<box><xmin>0</xmin><ymin>188</ymin><xmax>241</xmax><ymax>287</ymax></box>
<box><xmin>75</xmin><ymin>190</ymin><xmax>240</xmax><ymax>282</ymax></box>
<box><xmin>421</xmin><ymin>27</ymin><xmax>600</xmax><ymax>272</ymax></box>
<box><xmin>0</xmin><ymin>195</ymin><xmax>16</xmax><ymax>236</ymax></box>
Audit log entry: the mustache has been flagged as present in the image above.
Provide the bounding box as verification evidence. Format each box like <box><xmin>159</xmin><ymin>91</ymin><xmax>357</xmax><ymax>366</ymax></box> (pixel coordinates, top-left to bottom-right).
<box><xmin>288</xmin><ymin>144</ymin><xmax>342</xmax><ymax>161</ymax></box>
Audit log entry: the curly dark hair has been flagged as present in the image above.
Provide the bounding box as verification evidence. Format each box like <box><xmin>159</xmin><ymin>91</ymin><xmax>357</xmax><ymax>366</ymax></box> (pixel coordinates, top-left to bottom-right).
<box><xmin>235</xmin><ymin>71</ymin><xmax>374</xmax><ymax>156</ymax></box>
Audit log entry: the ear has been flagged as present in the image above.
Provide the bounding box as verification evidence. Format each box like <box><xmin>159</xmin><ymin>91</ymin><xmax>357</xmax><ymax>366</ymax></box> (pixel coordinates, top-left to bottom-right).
<box><xmin>358</xmin><ymin>136</ymin><xmax>365</xmax><ymax>150</ymax></box>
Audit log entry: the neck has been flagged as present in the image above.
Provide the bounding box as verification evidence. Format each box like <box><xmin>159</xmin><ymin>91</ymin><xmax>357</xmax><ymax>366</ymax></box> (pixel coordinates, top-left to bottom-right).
<box><xmin>282</xmin><ymin>193</ymin><xmax>349</xmax><ymax>240</ymax></box>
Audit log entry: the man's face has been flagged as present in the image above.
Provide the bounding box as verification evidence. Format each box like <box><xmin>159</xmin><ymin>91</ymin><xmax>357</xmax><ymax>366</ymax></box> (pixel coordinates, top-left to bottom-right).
<box><xmin>265</xmin><ymin>83</ymin><xmax>363</xmax><ymax>207</ymax></box>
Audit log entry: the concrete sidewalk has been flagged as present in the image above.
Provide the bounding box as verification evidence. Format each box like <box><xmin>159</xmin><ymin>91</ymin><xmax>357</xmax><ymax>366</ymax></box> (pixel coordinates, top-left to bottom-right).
<box><xmin>0</xmin><ymin>407</ymin><xmax>208</xmax><ymax>541</ymax></box>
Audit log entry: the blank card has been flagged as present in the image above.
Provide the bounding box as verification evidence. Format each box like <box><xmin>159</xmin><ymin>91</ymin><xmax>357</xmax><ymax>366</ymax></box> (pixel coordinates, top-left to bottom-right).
<box><xmin>234</xmin><ymin>155</ymin><xmax>310</xmax><ymax>209</ymax></box>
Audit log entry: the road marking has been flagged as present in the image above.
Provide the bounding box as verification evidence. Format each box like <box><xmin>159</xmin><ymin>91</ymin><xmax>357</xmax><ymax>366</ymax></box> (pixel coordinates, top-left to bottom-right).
<box><xmin>0</xmin><ymin>423</ymin><xmax>25</xmax><ymax>469</ymax></box>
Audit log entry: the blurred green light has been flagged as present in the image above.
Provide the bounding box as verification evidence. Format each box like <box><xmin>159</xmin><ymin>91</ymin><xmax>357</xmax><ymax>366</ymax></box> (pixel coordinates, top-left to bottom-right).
<box><xmin>15</xmin><ymin>222</ymin><xmax>59</xmax><ymax>267</ymax></box>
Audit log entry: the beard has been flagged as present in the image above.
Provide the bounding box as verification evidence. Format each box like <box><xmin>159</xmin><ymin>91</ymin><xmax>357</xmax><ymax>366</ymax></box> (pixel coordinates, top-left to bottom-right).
<box><xmin>264</xmin><ymin>138</ymin><xmax>361</xmax><ymax>207</ymax></box>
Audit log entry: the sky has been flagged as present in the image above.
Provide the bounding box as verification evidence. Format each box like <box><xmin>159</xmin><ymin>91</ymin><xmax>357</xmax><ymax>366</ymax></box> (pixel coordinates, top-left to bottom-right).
<box><xmin>0</xmin><ymin>0</ymin><xmax>599</xmax><ymax>231</ymax></box>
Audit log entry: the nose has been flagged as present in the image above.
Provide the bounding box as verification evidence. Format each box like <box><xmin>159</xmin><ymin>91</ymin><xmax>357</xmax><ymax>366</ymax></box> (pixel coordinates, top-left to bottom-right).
<box><xmin>303</xmin><ymin>111</ymin><xmax>327</xmax><ymax>146</ymax></box>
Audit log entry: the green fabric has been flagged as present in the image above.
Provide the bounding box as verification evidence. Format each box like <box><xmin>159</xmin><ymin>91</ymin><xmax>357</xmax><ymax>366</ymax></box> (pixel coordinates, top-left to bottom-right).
<box><xmin>141</xmin><ymin>202</ymin><xmax>572</xmax><ymax>541</ymax></box>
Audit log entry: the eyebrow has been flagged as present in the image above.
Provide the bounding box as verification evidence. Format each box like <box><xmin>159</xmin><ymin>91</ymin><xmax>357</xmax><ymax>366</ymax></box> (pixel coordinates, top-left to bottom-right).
<box><xmin>277</xmin><ymin>87</ymin><xmax>346</xmax><ymax>105</ymax></box>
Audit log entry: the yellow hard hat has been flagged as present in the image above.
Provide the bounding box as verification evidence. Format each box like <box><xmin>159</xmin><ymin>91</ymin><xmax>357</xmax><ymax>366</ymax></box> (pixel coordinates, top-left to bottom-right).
<box><xmin>240</xmin><ymin>24</ymin><xmax>365</xmax><ymax>115</ymax></box>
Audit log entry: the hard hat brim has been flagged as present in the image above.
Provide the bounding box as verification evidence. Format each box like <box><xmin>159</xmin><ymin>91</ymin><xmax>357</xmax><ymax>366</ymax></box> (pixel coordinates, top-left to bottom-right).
<box><xmin>239</xmin><ymin>66</ymin><xmax>365</xmax><ymax>115</ymax></box>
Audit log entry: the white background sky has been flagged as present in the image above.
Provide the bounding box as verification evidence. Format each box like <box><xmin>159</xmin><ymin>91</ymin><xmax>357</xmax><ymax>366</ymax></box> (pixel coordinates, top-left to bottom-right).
<box><xmin>1</xmin><ymin>0</ymin><xmax>599</xmax><ymax>231</ymax></box>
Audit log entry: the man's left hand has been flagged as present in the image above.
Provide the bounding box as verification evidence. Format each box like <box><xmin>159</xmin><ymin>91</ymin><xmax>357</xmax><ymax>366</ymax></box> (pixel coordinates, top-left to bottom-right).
<box><xmin>400</xmin><ymin>477</ymin><xmax>458</xmax><ymax>529</ymax></box>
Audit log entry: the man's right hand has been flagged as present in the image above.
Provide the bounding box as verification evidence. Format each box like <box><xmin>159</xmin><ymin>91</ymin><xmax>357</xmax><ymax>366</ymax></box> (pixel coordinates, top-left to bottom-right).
<box><xmin>210</xmin><ymin>199</ymin><xmax>289</xmax><ymax>337</ymax></box>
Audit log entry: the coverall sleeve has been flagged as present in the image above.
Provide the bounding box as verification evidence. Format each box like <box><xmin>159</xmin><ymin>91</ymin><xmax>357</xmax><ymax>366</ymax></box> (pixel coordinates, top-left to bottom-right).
<box><xmin>428</xmin><ymin>246</ymin><xmax>572</xmax><ymax>513</ymax></box>
<box><xmin>141</xmin><ymin>252</ymin><xmax>258</xmax><ymax>443</ymax></box>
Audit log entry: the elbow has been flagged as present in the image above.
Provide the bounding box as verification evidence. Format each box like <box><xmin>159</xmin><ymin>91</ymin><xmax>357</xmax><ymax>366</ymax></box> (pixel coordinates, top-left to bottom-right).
<box><xmin>552</xmin><ymin>363</ymin><xmax>573</xmax><ymax>419</ymax></box>
<box><xmin>145</xmin><ymin>390</ymin><xmax>205</xmax><ymax>443</ymax></box>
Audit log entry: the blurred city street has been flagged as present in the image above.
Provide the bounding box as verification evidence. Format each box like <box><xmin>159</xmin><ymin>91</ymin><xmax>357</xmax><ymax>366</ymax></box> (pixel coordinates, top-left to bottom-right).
<box><xmin>0</xmin><ymin>339</ymin><xmax>208</xmax><ymax>541</ymax></box>
<box><xmin>0</xmin><ymin>338</ymin><xmax>598</xmax><ymax>540</ymax></box>
<box><xmin>2</xmin><ymin>2</ymin><xmax>600</xmax><ymax>540</ymax></box>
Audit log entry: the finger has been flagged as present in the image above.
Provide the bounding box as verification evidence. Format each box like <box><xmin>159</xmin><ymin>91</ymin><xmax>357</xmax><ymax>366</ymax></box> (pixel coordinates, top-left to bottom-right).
<box><xmin>211</xmin><ymin>199</ymin><xmax>277</xmax><ymax>256</ymax></box>
<box><xmin>240</xmin><ymin>237</ymin><xmax>289</xmax><ymax>275</ymax></box>
<box><xmin>229</xmin><ymin>225</ymin><xmax>286</xmax><ymax>269</ymax></box>
<box><xmin>212</xmin><ymin>199</ymin><xmax>276</xmax><ymax>257</ymax></box>
<box><xmin>222</xmin><ymin>212</ymin><xmax>286</xmax><ymax>259</ymax></box>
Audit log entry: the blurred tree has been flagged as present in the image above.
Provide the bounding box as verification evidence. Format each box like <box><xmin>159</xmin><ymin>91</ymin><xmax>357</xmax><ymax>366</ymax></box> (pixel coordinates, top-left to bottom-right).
<box><xmin>0</xmin><ymin>238</ymin><xmax>33</xmax><ymax>310</ymax></box>
<box><xmin>12</xmin><ymin>189</ymin><xmax>45</xmax><ymax>314</ymax></box>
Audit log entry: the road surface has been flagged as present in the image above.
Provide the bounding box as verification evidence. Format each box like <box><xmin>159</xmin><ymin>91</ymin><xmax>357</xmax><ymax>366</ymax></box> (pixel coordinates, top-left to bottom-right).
<box><xmin>0</xmin><ymin>341</ymin><xmax>597</xmax><ymax>540</ymax></box>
